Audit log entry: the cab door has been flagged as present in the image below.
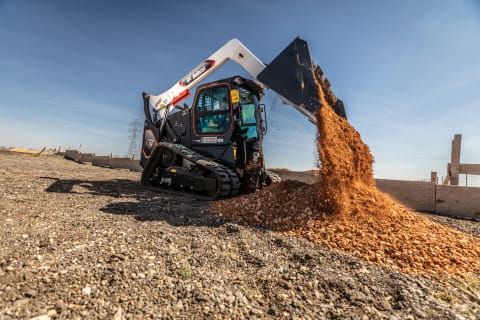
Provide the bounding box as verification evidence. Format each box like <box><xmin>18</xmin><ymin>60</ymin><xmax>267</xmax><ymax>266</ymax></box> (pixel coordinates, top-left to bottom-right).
<box><xmin>191</xmin><ymin>84</ymin><xmax>235</xmax><ymax>164</ymax></box>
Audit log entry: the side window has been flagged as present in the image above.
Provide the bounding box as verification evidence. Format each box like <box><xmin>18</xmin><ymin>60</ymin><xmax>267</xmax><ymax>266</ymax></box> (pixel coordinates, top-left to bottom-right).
<box><xmin>195</xmin><ymin>86</ymin><xmax>231</xmax><ymax>134</ymax></box>
<box><xmin>239</xmin><ymin>88</ymin><xmax>259</xmax><ymax>139</ymax></box>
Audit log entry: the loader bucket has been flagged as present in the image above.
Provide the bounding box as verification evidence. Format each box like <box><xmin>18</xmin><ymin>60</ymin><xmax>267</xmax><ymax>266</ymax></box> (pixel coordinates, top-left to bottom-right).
<box><xmin>257</xmin><ymin>37</ymin><xmax>346</xmax><ymax>120</ymax></box>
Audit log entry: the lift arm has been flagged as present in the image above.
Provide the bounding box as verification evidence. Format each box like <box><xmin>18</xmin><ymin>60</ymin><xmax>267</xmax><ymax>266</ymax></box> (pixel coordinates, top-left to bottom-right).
<box><xmin>148</xmin><ymin>39</ymin><xmax>265</xmax><ymax>115</ymax></box>
<box><xmin>146</xmin><ymin>37</ymin><xmax>346</xmax><ymax>123</ymax></box>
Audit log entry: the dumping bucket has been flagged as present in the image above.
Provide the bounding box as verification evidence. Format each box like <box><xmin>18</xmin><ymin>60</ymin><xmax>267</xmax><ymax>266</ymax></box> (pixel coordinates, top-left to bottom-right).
<box><xmin>257</xmin><ymin>37</ymin><xmax>346</xmax><ymax>121</ymax></box>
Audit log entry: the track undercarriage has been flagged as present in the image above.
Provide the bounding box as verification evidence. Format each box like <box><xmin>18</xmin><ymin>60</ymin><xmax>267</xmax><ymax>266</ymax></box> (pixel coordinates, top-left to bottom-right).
<box><xmin>141</xmin><ymin>142</ymin><xmax>241</xmax><ymax>198</ymax></box>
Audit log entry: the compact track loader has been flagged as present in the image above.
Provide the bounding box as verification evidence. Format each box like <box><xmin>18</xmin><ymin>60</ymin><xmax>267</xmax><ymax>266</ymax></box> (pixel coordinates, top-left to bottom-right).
<box><xmin>140</xmin><ymin>37</ymin><xmax>346</xmax><ymax>198</ymax></box>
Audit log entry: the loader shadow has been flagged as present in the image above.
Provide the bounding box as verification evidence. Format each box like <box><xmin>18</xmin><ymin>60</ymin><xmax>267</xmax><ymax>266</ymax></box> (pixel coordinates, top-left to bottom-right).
<box><xmin>43</xmin><ymin>177</ymin><xmax>142</xmax><ymax>197</ymax></box>
<box><xmin>41</xmin><ymin>177</ymin><xmax>226</xmax><ymax>227</ymax></box>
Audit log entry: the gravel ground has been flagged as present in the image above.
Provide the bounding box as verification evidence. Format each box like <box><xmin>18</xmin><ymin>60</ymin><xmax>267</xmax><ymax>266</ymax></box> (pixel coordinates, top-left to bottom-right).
<box><xmin>0</xmin><ymin>152</ymin><xmax>479</xmax><ymax>319</ymax></box>
<box><xmin>423</xmin><ymin>213</ymin><xmax>480</xmax><ymax>238</ymax></box>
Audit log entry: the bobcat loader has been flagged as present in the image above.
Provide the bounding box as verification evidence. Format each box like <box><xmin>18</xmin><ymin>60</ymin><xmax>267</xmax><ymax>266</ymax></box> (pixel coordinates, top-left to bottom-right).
<box><xmin>140</xmin><ymin>37</ymin><xmax>346</xmax><ymax>198</ymax></box>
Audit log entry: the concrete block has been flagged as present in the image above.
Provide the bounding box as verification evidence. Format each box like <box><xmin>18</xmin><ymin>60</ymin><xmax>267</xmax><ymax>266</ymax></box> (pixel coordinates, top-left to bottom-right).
<box><xmin>77</xmin><ymin>153</ymin><xmax>95</xmax><ymax>163</ymax></box>
<box><xmin>108</xmin><ymin>157</ymin><xmax>133</xmax><ymax>170</ymax></box>
<box><xmin>435</xmin><ymin>185</ymin><xmax>480</xmax><ymax>220</ymax></box>
<box><xmin>92</xmin><ymin>156</ymin><xmax>111</xmax><ymax>167</ymax></box>
<box><xmin>375</xmin><ymin>179</ymin><xmax>436</xmax><ymax>212</ymax></box>
<box><xmin>130</xmin><ymin>160</ymin><xmax>143</xmax><ymax>172</ymax></box>
<box><xmin>64</xmin><ymin>150</ymin><xmax>79</xmax><ymax>161</ymax></box>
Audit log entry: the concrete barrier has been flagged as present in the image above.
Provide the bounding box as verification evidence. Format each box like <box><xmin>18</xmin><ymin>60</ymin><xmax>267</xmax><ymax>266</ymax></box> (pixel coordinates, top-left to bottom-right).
<box><xmin>130</xmin><ymin>160</ymin><xmax>142</xmax><ymax>172</ymax></box>
<box><xmin>77</xmin><ymin>153</ymin><xmax>95</xmax><ymax>163</ymax></box>
<box><xmin>108</xmin><ymin>157</ymin><xmax>134</xmax><ymax>170</ymax></box>
<box><xmin>375</xmin><ymin>179</ymin><xmax>480</xmax><ymax>219</ymax></box>
<box><xmin>60</xmin><ymin>149</ymin><xmax>141</xmax><ymax>172</ymax></box>
<box><xmin>64</xmin><ymin>150</ymin><xmax>79</xmax><ymax>161</ymax></box>
<box><xmin>90</xmin><ymin>156</ymin><xmax>142</xmax><ymax>172</ymax></box>
<box><xmin>435</xmin><ymin>185</ymin><xmax>480</xmax><ymax>219</ymax></box>
<box><xmin>375</xmin><ymin>179</ymin><xmax>436</xmax><ymax>212</ymax></box>
<box><xmin>92</xmin><ymin>156</ymin><xmax>111</xmax><ymax>167</ymax></box>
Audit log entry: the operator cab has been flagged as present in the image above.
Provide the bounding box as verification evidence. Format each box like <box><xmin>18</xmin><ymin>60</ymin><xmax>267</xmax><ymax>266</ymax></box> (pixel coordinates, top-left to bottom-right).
<box><xmin>190</xmin><ymin>76</ymin><xmax>266</xmax><ymax>185</ymax></box>
<box><xmin>192</xmin><ymin>76</ymin><xmax>264</xmax><ymax>140</ymax></box>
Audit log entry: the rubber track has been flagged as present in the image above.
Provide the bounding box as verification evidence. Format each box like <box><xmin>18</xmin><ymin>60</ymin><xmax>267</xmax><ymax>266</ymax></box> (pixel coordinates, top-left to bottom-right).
<box><xmin>147</xmin><ymin>142</ymin><xmax>240</xmax><ymax>198</ymax></box>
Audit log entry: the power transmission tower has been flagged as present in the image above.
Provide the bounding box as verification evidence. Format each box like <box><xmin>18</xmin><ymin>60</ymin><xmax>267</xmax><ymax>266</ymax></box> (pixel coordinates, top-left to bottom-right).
<box><xmin>127</xmin><ymin>119</ymin><xmax>141</xmax><ymax>159</ymax></box>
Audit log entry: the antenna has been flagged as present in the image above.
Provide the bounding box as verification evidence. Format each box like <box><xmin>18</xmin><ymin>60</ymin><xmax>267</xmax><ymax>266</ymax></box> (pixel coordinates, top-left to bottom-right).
<box><xmin>127</xmin><ymin>118</ymin><xmax>141</xmax><ymax>159</ymax></box>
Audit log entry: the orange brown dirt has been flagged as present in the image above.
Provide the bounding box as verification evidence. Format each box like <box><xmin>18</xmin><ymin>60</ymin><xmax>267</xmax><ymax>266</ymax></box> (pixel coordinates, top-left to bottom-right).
<box><xmin>212</xmin><ymin>82</ymin><xmax>480</xmax><ymax>278</ymax></box>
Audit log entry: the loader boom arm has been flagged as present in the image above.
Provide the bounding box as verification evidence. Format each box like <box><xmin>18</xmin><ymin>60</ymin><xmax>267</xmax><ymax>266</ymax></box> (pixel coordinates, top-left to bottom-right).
<box><xmin>148</xmin><ymin>39</ymin><xmax>267</xmax><ymax>115</ymax></box>
<box><xmin>147</xmin><ymin>37</ymin><xmax>345</xmax><ymax>123</ymax></box>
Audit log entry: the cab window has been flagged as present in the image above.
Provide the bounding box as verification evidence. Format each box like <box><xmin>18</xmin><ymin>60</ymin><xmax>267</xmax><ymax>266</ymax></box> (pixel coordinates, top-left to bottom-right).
<box><xmin>195</xmin><ymin>86</ymin><xmax>231</xmax><ymax>134</ymax></box>
<box><xmin>239</xmin><ymin>87</ymin><xmax>259</xmax><ymax>139</ymax></box>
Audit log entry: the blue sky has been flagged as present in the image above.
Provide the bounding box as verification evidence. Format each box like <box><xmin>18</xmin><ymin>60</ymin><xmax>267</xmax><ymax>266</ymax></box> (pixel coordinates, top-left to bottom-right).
<box><xmin>1</xmin><ymin>1</ymin><xmax>480</xmax><ymax>183</ymax></box>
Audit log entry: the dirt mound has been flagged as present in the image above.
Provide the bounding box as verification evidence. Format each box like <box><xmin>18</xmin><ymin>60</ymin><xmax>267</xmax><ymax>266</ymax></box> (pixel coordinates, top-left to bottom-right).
<box><xmin>213</xmin><ymin>88</ymin><xmax>480</xmax><ymax>278</ymax></box>
<box><xmin>213</xmin><ymin>179</ymin><xmax>480</xmax><ymax>277</ymax></box>
<box><xmin>213</xmin><ymin>180</ymin><xmax>319</xmax><ymax>232</ymax></box>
